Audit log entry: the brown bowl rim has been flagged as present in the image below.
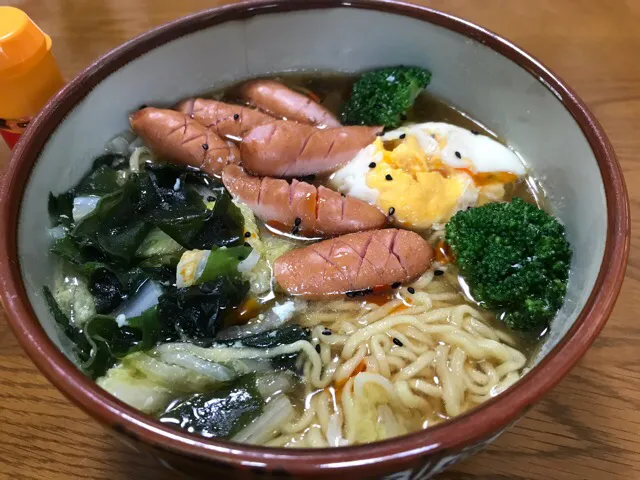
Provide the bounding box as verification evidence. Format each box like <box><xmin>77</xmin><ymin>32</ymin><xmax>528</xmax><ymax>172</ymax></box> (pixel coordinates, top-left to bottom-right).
<box><xmin>0</xmin><ymin>0</ymin><xmax>630</xmax><ymax>475</ymax></box>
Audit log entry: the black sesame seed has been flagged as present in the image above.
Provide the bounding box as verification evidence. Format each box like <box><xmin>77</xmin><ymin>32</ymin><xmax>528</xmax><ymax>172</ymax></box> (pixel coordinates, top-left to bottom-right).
<box><xmin>369</xmin><ymin>162</ymin><xmax>377</xmax><ymax>168</ymax></box>
<box><xmin>388</xmin><ymin>207</ymin><xmax>395</xmax><ymax>216</ymax></box>
<box><xmin>471</xmin><ymin>129</ymin><xmax>479</xmax><ymax>135</ymax></box>
<box><xmin>322</xmin><ymin>329</ymin><xmax>332</xmax><ymax>336</ymax></box>
<box><xmin>434</xmin><ymin>269</ymin><xmax>444</xmax><ymax>276</ymax></box>
<box><xmin>391</xmin><ymin>282</ymin><xmax>401</xmax><ymax>289</ymax></box>
<box><xmin>244</xmin><ymin>231</ymin><xmax>252</xmax><ymax>238</ymax></box>
<box><xmin>455</xmin><ymin>151</ymin><xmax>461</xmax><ymax>159</ymax></box>
<box><xmin>407</xmin><ymin>287</ymin><xmax>415</xmax><ymax>294</ymax></box>
<box><xmin>207</xmin><ymin>195</ymin><xmax>215</xmax><ymax>202</ymax></box>
<box><xmin>202</xmin><ymin>143</ymin><xmax>209</xmax><ymax>150</ymax></box>
<box><xmin>393</xmin><ymin>338</ymin><xmax>404</xmax><ymax>347</ymax></box>
<box><xmin>294</xmin><ymin>217</ymin><xmax>302</xmax><ymax>226</ymax></box>
<box><xmin>315</xmin><ymin>344</ymin><xmax>321</xmax><ymax>353</ymax></box>
<box><xmin>399</xmin><ymin>133</ymin><xmax>406</xmax><ymax>139</ymax></box>
<box><xmin>291</xmin><ymin>226</ymin><xmax>300</xmax><ymax>235</ymax></box>
<box><xmin>233</xmin><ymin>113</ymin><xmax>240</xmax><ymax>121</ymax></box>
<box><xmin>385</xmin><ymin>174</ymin><xmax>393</xmax><ymax>181</ymax></box>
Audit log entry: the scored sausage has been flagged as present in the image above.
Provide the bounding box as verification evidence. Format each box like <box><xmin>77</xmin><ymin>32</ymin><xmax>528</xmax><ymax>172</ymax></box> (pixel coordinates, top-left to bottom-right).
<box><xmin>238</xmin><ymin>79</ymin><xmax>341</xmax><ymax>127</ymax></box>
<box><xmin>222</xmin><ymin>165</ymin><xmax>387</xmax><ymax>237</ymax></box>
<box><xmin>175</xmin><ymin>98</ymin><xmax>276</xmax><ymax>141</ymax></box>
<box><xmin>274</xmin><ymin>229</ymin><xmax>434</xmax><ymax>296</ymax></box>
<box><xmin>241</xmin><ymin>120</ymin><xmax>382</xmax><ymax>178</ymax></box>
<box><xmin>130</xmin><ymin>107</ymin><xmax>239</xmax><ymax>177</ymax></box>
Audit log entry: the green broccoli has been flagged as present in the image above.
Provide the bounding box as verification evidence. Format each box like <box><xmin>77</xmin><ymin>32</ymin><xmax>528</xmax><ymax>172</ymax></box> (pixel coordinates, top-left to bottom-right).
<box><xmin>340</xmin><ymin>66</ymin><xmax>432</xmax><ymax>128</ymax></box>
<box><xmin>445</xmin><ymin>198</ymin><xmax>572</xmax><ymax>332</ymax></box>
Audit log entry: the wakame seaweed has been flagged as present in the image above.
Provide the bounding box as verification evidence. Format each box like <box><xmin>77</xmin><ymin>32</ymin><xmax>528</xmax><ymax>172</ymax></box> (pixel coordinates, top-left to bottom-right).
<box><xmin>47</xmin><ymin>161</ymin><xmax>246</xmax><ymax>314</ymax></box>
<box><xmin>72</xmin><ymin>181</ymin><xmax>154</xmax><ymax>264</ymax></box>
<box><xmin>44</xmin><ymin>275</ymin><xmax>250</xmax><ymax>378</ymax></box>
<box><xmin>53</xmin><ymin>161</ymin><xmax>244</xmax><ymax>265</ymax></box>
<box><xmin>48</xmin><ymin>192</ymin><xmax>74</xmax><ymax>227</ymax></box>
<box><xmin>50</xmin><ymin>235</ymin><xmax>170</xmax><ymax>312</ymax></box>
<box><xmin>43</xmin><ymin>286</ymin><xmax>159</xmax><ymax>378</ymax></box>
<box><xmin>222</xmin><ymin>325</ymin><xmax>310</xmax><ymax>373</ymax></box>
<box><xmin>158</xmin><ymin>374</ymin><xmax>264</xmax><ymax>439</ymax></box>
<box><xmin>47</xmin><ymin>154</ymin><xmax>128</xmax><ymax>228</ymax></box>
<box><xmin>88</xmin><ymin>268</ymin><xmax>125</xmax><ymax>314</ymax></box>
<box><xmin>219</xmin><ymin>324</ymin><xmax>309</xmax><ymax>348</ymax></box>
<box><xmin>157</xmin><ymin>186</ymin><xmax>246</xmax><ymax>249</ymax></box>
<box><xmin>44</xmin><ymin>159</ymin><xmax>251</xmax><ymax>377</ymax></box>
<box><xmin>75</xmin><ymin>153</ymin><xmax>129</xmax><ymax>196</ymax></box>
<box><xmin>157</xmin><ymin>277</ymin><xmax>250</xmax><ymax>345</ymax></box>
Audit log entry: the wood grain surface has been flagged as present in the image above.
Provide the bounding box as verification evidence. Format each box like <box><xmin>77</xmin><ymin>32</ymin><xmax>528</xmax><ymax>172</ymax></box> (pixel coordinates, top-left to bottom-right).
<box><xmin>0</xmin><ymin>1</ymin><xmax>639</xmax><ymax>479</ymax></box>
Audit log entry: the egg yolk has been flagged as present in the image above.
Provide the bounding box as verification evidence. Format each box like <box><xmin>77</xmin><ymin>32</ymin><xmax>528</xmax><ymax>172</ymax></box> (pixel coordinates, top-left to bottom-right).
<box><xmin>382</xmin><ymin>136</ymin><xmax>430</xmax><ymax>175</ymax></box>
<box><xmin>367</xmin><ymin>138</ymin><xmax>470</xmax><ymax>228</ymax></box>
<box><xmin>366</xmin><ymin>135</ymin><xmax>519</xmax><ymax>228</ymax></box>
<box><xmin>178</xmin><ymin>250</ymin><xmax>204</xmax><ymax>285</ymax></box>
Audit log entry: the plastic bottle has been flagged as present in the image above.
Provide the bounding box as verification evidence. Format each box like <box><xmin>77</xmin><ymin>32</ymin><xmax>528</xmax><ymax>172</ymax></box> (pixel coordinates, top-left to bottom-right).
<box><xmin>0</xmin><ymin>7</ymin><xmax>65</xmax><ymax>149</ymax></box>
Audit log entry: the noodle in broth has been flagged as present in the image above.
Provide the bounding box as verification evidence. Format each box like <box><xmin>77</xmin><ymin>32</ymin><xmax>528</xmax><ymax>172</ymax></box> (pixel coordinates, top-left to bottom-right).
<box><xmin>264</xmin><ymin>259</ymin><xmax>526</xmax><ymax>447</ymax></box>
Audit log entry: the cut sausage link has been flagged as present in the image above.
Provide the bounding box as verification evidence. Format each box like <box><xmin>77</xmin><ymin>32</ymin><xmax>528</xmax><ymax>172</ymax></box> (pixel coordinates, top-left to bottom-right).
<box><xmin>238</xmin><ymin>79</ymin><xmax>341</xmax><ymax>127</ymax></box>
<box><xmin>241</xmin><ymin>120</ymin><xmax>382</xmax><ymax>178</ymax></box>
<box><xmin>175</xmin><ymin>98</ymin><xmax>277</xmax><ymax>141</ymax></box>
<box><xmin>274</xmin><ymin>229</ymin><xmax>434</xmax><ymax>297</ymax></box>
<box><xmin>130</xmin><ymin>107</ymin><xmax>239</xmax><ymax>177</ymax></box>
<box><xmin>222</xmin><ymin>165</ymin><xmax>386</xmax><ymax>237</ymax></box>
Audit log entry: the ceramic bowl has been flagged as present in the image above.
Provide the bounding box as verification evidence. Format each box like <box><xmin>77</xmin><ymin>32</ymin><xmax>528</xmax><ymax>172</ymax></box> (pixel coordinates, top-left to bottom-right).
<box><xmin>0</xmin><ymin>1</ymin><xmax>630</xmax><ymax>478</ymax></box>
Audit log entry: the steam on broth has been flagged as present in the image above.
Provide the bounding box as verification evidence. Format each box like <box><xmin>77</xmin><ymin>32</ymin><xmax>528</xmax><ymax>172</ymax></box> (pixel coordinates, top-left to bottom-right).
<box><xmin>44</xmin><ymin>69</ymin><xmax>570</xmax><ymax>448</ymax></box>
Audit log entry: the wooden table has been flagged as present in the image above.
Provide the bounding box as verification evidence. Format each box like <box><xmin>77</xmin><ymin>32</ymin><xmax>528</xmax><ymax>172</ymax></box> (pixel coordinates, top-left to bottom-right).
<box><xmin>1</xmin><ymin>1</ymin><xmax>638</xmax><ymax>479</ymax></box>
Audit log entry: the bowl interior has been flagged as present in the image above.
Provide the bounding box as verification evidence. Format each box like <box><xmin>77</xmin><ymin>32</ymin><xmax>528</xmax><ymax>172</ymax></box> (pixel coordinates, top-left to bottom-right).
<box><xmin>18</xmin><ymin>6</ymin><xmax>605</xmax><ymax>379</ymax></box>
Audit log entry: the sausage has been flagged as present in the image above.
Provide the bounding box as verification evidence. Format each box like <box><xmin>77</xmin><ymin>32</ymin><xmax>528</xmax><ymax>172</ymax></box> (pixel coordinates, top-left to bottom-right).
<box><xmin>241</xmin><ymin>120</ymin><xmax>382</xmax><ymax>177</ymax></box>
<box><xmin>238</xmin><ymin>79</ymin><xmax>341</xmax><ymax>127</ymax></box>
<box><xmin>274</xmin><ymin>229</ymin><xmax>434</xmax><ymax>296</ymax></box>
<box><xmin>130</xmin><ymin>107</ymin><xmax>239</xmax><ymax>177</ymax></box>
<box><xmin>222</xmin><ymin>165</ymin><xmax>387</xmax><ymax>237</ymax></box>
<box><xmin>175</xmin><ymin>98</ymin><xmax>276</xmax><ymax>141</ymax></box>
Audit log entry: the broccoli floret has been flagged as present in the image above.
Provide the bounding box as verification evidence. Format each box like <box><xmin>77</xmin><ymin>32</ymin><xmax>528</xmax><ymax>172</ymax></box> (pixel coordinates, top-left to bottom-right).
<box><xmin>340</xmin><ymin>66</ymin><xmax>432</xmax><ymax>128</ymax></box>
<box><xmin>445</xmin><ymin>198</ymin><xmax>572</xmax><ymax>332</ymax></box>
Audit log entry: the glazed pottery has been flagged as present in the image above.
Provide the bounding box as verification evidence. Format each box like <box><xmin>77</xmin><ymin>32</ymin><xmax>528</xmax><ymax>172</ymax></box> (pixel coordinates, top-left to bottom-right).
<box><xmin>0</xmin><ymin>1</ymin><xmax>629</xmax><ymax>478</ymax></box>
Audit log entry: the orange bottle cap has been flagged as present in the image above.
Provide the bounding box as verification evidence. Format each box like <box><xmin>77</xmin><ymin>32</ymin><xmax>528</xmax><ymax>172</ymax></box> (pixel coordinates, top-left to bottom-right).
<box><xmin>0</xmin><ymin>7</ymin><xmax>52</xmax><ymax>77</ymax></box>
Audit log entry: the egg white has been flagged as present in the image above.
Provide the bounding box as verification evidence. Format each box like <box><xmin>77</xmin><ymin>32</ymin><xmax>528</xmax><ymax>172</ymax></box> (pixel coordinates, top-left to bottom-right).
<box><xmin>382</xmin><ymin>122</ymin><xmax>526</xmax><ymax>174</ymax></box>
<box><xmin>329</xmin><ymin>143</ymin><xmax>381</xmax><ymax>203</ymax></box>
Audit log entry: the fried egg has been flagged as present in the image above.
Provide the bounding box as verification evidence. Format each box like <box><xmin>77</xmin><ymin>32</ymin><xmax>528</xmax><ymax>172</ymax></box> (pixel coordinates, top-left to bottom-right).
<box><xmin>329</xmin><ymin>122</ymin><xmax>525</xmax><ymax>229</ymax></box>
